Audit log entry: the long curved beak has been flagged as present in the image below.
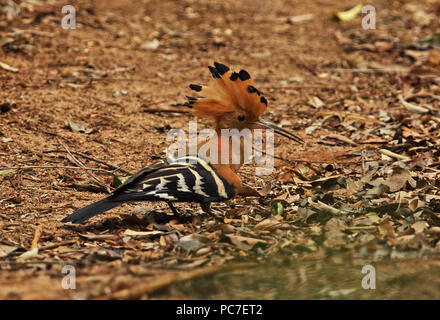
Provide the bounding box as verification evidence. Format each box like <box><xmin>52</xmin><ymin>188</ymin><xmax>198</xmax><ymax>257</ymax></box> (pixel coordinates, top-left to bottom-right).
<box><xmin>255</xmin><ymin>120</ymin><xmax>304</xmax><ymax>144</ymax></box>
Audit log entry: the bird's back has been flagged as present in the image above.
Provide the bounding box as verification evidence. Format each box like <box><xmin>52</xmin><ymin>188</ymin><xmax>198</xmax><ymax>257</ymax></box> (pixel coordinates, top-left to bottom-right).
<box><xmin>111</xmin><ymin>155</ymin><xmax>236</xmax><ymax>203</ymax></box>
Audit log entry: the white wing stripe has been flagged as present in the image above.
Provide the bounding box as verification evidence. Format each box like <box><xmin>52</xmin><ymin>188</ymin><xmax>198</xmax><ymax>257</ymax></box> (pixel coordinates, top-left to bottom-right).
<box><xmin>138</xmin><ymin>156</ymin><xmax>231</xmax><ymax>200</ymax></box>
<box><xmin>183</xmin><ymin>156</ymin><xmax>228</xmax><ymax>199</ymax></box>
<box><xmin>188</xmin><ymin>167</ymin><xmax>210</xmax><ymax>197</ymax></box>
<box><xmin>176</xmin><ymin>173</ymin><xmax>191</xmax><ymax>192</ymax></box>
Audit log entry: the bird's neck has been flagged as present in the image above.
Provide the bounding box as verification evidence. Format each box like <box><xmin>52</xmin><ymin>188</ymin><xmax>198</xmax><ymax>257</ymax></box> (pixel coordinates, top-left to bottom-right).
<box><xmin>196</xmin><ymin>126</ymin><xmax>248</xmax><ymax>172</ymax></box>
<box><xmin>194</xmin><ymin>126</ymin><xmax>260</xmax><ymax>197</ymax></box>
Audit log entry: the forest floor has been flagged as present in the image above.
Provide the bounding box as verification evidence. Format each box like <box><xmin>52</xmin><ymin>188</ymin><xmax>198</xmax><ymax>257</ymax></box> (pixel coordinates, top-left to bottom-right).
<box><xmin>0</xmin><ymin>0</ymin><xmax>440</xmax><ymax>299</ymax></box>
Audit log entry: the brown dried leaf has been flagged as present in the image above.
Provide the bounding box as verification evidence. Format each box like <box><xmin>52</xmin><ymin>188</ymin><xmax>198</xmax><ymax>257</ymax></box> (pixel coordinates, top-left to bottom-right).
<box><xmin>308</xmin><ymin>96</ymin><xmax>325</xmax><ymax>108</ymax></box>
<box><xmin>254</xmin><ymin>217</ymin><xmax>283</xmax><ymax>231</ymax></box>
<box><xmin>124</xmin><ymin>229</ymin><xmax>164</xmax><ymax>239</ymax></box>
<box><xmin>411</xmin><ymin>221</ymin><xmax>429</xmax><ymax>234</ymax></box>
<box><xmin>379</xmin><ymin>218</ymin><xmax>395</xmax><ymax>237</ymax></box>
<box><xmin>0</xmin><ymin>244</ymin><xmax>18</xmax><ymax>258</ymax></box>
<box><xmin>65</xmin><ymin>120</ymin><xmax>96</xmax><ymax>134</ymax></box>
<box><xmin>226</xmin><ymin>235</ymin><xmax>267</xmax><ymax>251</ymax></box>
<box><xmin>321</xmin><ymin>134</ymin><xmax>357</xmax><ymax>146</ymax></box>
<box><xmin>178</xmin><ymin>234</ymin><xmax>209</xmax><ymax>252</ymax></box>
<box><xmin>367</xmin><ymin>168</ymin><xmax>416</xmax><ymax>192</ymax></box>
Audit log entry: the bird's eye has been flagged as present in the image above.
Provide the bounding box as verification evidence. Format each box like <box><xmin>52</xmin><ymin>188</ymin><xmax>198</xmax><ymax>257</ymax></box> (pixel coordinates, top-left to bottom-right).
<box><xmin>237</xmin><ymin>115</ymin><xmax>245</xmax><ymax>121</ymax></box>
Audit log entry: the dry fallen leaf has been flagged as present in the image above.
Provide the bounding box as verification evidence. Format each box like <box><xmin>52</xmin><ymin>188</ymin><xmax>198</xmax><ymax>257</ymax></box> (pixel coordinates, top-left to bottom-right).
<box><xmin>254</xmin><ymin>217</ymin><xmax>283</xmax><ymax>231</ymax></box>
<box><xmin>335</xmin><ymin>4</ymin><xmax>363</xmax><ymax>22</ymax></box>
<box><xmin>0</xmin><ymin>244</ymin><xmax>18</xmax><ymax>258</ymax></box>
<box><xmin>322</xmin><ymin>134</ymin><xmax>357</xmax><ymax>146</ymax></box>
<box><xmin>17</xmin><ymin>247</ymin><xmax>39</xmax><ymax>260</ymax></box>
<box><xmin>0</xmin><ymin>169</ymin><xmax>16</xmax><ymax>176</ymax></box>
<box><xmin>79</xmin><ymin>233</ymin><xmax>119</xmax><ymax>241</ymax></box>
<box><xmin>0</xmin><ymin>60</ymin><xmax>19</xmax><ymax>72</ymax></box>
<box><xmin>411</xmin><ymin>221</ymin><xmax>429</xmax><ymax>234</ymax></box>
<box><xmin>379</xmin><ymin>218</ymin><xmax>395</xmax><ymax>237</ymax></box>
<box><xmin>178</xmin><ymin>234</ymin><xmax>209</xmax><ymax>252</ymax></box>
<box><xmin>140</xmin><ymin>39</ymin><xmax>160</xmax><ymax>50</ymax></box>
<box><xmin>368</xmin><ymin>168</ymin><xmax>416</xmax><ymax>193</ymax></box>
<box><xmin>226</xmin><ymin>235</ymin><xmax>267</xmax><ymax>251</ymax></box>
<box><xmin>428</xmin><ymin>49</ymin><xmax>440</xmax><ymax>67</ymax></box>
<box><xmin>398</xmin><ymin>95</ymin><xmax>429</xmax><ymax>114</ymax></box>
<box><xmin>123</xmin><ymin>229</ymin><xmax>164</xmax><ymax>238</ymax></box>
<box><xmin>308</xmin><ymin>96</ymin><xmax>325</xmax><ymax>108</ymax></box>
<box><xmin>65</xmin><ymin>120</ymin><xmax>96</xmax><ymax>134</ymax></box>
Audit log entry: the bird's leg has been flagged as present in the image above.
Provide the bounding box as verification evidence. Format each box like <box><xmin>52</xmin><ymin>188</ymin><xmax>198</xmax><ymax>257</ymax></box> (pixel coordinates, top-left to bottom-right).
<box><xmin>200</xmin><ymin>202</ymin><xmax>224</xmax><ymax>223</ymax></box>
<box><xmin>200</xmin><ymin>202</ymin><xmax>212</xmax><ymax>214</ymax></box>
<box><xmin>167</xmin><ymin>202</ymin><xmax>180</xmax><ymax>217</ymax></box>
<box><xmin>164</xmin><ymin>202</ymin><xmax>195</xmax><ymax>223</ymax></box>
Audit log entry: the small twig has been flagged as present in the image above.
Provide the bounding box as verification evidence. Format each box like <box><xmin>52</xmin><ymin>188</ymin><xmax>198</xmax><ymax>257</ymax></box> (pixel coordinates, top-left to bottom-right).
<box><xmin>289</xmin><ymin>167</ymin><xmax>308</xmax><ymax>180</ymax></box>
<box><xmin>425</xmin><ymin>167</ymin><xmax>440</xmax><ymax>173</ymax></box>
<box><xmin>252</xmin><ymin>145</ymin><xmax>365</xmax><ymax>165</ymax></box>
<box><xmin>31</xmin><ymin>225</ymin><xmax>43</xmax><ymax>250</ymax></box>
<box><xmin>261</xmin><ymin>84</ymin><xmax>334</xmax><ymax>90</ymax></box>
<box><xmin>310</xmin><ymin>200</ymin><xmax>343</xmax><ymax>215</ymax></box>
<box><xmin>398</xmin><ymin>94</ymin><xmax>430</xmax><ymax>114</ymax></box>
<box><xmin>333</xmin><ymin>67</ymin><xmax>408</xmax><ymax>73</ymax></box>
<box><xmin>56</xmin><ymin>138</ymin><xmax>109</xmax><ymax>191</ymax></box>
<box><xmin>39</xmin><ymin>240</ymin><xmax>77</xmax><ymax>251</ymax></box>
<box><xmin>57</xmin><ymin>139</ymin><xmax>88</xmax><ymax>169</ymax></box>
<box><xmin>380</xmin><ymin>149</ymin><xmax>411</xmax><ymax>161</ymax></box>
<box><xmin>142</xmin><ymin>108</ymin><xmax>189</xmax><ymax>114</ymax></box>
<box><xmin>0</xmin><ymin>60</ymin><xmax>19</xmax><ymax>73</ymax></box>
<box><xmin>43</xmin><ymin>150</ymin><xmax>131</xmax><ymax>175</ymax></box>
<box><xmin>0</xmin><ymin>260</ymin><xmax>65</xmax><ymax>266</ymax></box>
<box><xmin>108</xmin><ymin>262</ymin><xmax>257</xmax><ymax>299</ymax></box>
<box><xmin>0</xmin><ymin>213</ymin><xmax>10</xmax><ymax>220</ymax></box>
<box><xmin>361</xmin><ymin>149</ymin><xmax>366</xmax><ymax>176</ymax></box>
<box><xmin>345</xmin><ymin>226</ymin><xmax>376</xmax><ymax>231</ymax></box>
<box><xmin>274</xmin><ymin>154</ymin><xmax>366</xmax><ymax>165</ymax></box>
<box><xmin>7</xmin><ymin>29</ymin><xmax>55</xmax><ymax>38</ymax></box>
<box><xmin>0</xmin><ymin>165</ymin><xmax>117</xmax><ymax>174</ymax></box>
<box><xmin>46</xmin><ymin>77</ymin><xmax>151</xmax><ymax>82</ymax></box>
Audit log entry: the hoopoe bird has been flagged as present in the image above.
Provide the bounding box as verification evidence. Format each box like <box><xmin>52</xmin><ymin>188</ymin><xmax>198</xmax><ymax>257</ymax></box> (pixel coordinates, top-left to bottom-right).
<box><xmin>61</xmin><ymin>62</ymin><xmax>303</xmax><ymax>224</ymax></box>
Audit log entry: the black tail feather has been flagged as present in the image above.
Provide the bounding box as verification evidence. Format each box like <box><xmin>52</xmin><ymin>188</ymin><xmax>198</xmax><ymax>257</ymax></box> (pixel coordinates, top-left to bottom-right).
<box><xmin>61</xmin><ymin>198</ymin><xmax>122</xmax><ymax>224</ymax></box>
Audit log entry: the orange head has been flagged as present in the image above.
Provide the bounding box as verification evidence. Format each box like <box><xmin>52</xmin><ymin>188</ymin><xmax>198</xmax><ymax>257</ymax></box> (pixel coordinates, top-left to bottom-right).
<box><xmin>187</xmin><ymin>62</ymin><xmax>303</xmax><ymax>144</ymax></box>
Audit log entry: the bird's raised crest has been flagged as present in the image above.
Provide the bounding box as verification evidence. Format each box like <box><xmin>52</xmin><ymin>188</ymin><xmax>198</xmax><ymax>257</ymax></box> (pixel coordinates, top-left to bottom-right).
<box><xmin>187</xmin><ymin>62</ymin><xmax>267</xmax><ymax>120</ymax></box>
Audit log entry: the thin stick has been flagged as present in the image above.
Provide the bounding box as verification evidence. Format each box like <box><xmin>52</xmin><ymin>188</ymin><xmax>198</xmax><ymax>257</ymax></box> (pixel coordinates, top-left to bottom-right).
<box><xmin>0</xmin><ymin>213</ymin><xmax>10</xmax><ymax>219</ymax></box>
<box><xmin>260</xmin><ymin>84</ymin><xmax>334</xmax><ymax>89</ymax></box>
<box><xmin>43</xmin><ymin>150</ymin><xmax>131</xmax><ymax>175</ymax></box>
<box><xmin>379</xmin><ymin>149</ymin><xmax>411</xmax><ymax>161</ymax></box>
<box><xmin>333</xmin><ymin>68</ymin><xmax>408</xmax><ymax>73</ymax></box>
<box><xmin>255</xmin><ymin>146</ymin><xmax>365</xmax><ymax>165</ymax></box>
<box><xmin>0</xmin><ymin>165</ymin><xmax>117</xmax><ymax>174</ymax></box>
<box><xmin>31</xmin><ymin>225</ymin><xmax>43</xmax><ymax>250</ymax></box>
<box><xmin>56</xmin><ymin>138</ymin><xmax>109</xmax><ymax>191</ymax></box>
<box><xmin>274</xmin><ymin>154</ymin><xmax>367</xmax><ymax>164</ymax></box>
<box><xmin>0</xmin><ymin>260</ymin><xmax>65</xmax><ymax>266</ymax></box>
<box><xmin>361</xmin><ymin>149</ymin><xmax>366</xmax><ymax>176</ymax></box>
<box><xmin>142</xmin><ymin>108</ymin><xmax>189</xmax><ymax>114</ymax></box>
<box><xmin>109</xmin><ymin>262</ymin><xmax>257</xmax><ymax>299</ymax></box>
<box><xmin>39</xmin><ymin>240</ymin><xmax>77</xmax><ymax>251</ymax></box>
<box><xmin>315</xmin><ymin>200</ymin><xmax>343</xmax><ymax>215</ymax></box>
<box><xmin>0</xmin><ymin>60</ymin><xmax>19</xmax><ymax>73</ymax></box>
<box><xmin>46</xmin><ymin>77</ymin><xmax>151</xmax><ymax>82</ymax></box>
<box><xmin>251</xmin><ymin>141</ymin><xmax>368</xmax><ymax>165</ymax></box>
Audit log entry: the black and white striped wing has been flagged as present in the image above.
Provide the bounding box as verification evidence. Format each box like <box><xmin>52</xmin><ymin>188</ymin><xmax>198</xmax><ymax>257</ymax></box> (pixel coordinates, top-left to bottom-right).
<box><xmin>111</xmin><ymin>156</ymin><xmax>235</xmax><ymax>203</ymax></box>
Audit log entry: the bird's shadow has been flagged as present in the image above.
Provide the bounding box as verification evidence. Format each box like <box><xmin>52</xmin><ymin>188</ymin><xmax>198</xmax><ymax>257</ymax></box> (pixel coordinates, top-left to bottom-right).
<box><xmin>61</xmin><ymin>209</ymin><xmax>198</xmax><ymax>233</ymax></box>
